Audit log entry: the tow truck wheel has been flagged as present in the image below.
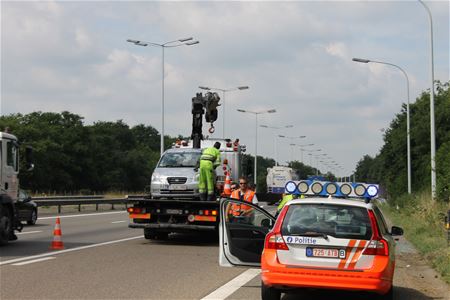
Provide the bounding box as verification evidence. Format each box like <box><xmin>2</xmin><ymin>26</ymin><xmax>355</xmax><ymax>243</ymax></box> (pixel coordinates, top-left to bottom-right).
<box><xmin>261</xmin><ymin>281</ymin><xmax>281</xmax><ymax>300</ymax></box>
<box><xmin>144</xmin><ymin>229</ymin><xmax>169</xmax><ymax>240</ymax></box>
<box><xmin>0</xmin><ymin>205</ymin><xmax>13</xmax><ymax>245</ymax></box>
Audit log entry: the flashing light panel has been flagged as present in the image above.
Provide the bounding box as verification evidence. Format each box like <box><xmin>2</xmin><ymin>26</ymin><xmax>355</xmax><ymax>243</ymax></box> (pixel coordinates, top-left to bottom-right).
<box><xmin>283</xmin><ymin>180</ymin><xmax>379</xmax><ymax>199</ymax></box>
<box><xmin>311</xmin><ymin>182</ymin><xmax>323</xmax><ymax>194</ymax></box>
<box><xmin>367</xmin><ymin>185</ymin><xmax>379</xmax><ymax>197</ymax></box>
<box><xmin>326</xmin><ymin>183</ymin><xmax>337</xmax><ymax>195</ymax></box>
<box><xmin>285</xmin><ymin>181</ymin><xmax>297</xmax><ymax>194</ymax></box>
<box><xmin>298</xmin><ymin>181</ymin><xmax>309</xmax><ymax>193</ymax></box>
<box><xmin>354</xmin><ymin>184</ymin><xmax>366</xmax><ymax>196</ymax></box>
<box><xmin>340</xmin><ymin>183</ymin><xmax>352</xmax><ymax>196</ymax></box>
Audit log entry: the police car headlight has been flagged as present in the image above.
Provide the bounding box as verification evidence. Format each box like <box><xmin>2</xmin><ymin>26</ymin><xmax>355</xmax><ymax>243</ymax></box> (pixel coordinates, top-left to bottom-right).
<box><xmin>298</xmin><ymin>181</ymin><xmax>309</xmax><ymax>193</ymax></box>
<box><xmin>354</xmin><ymin>184</ymin><xmax>366</xmax><ymax>196</ymax></box>
<box><xmin>340</xmin><ymin>183</ymin><xmax>352</xmax><ymax>196</ymax></box>
<box><xmin>311</xmin><ymin>182</ymin><xmax>323</xmax><ymax>194</ymax></box>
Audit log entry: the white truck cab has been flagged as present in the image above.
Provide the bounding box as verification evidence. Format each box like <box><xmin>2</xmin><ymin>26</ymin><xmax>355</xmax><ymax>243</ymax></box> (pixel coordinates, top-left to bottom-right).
<box><xmin>0</xmin><ymin>131</ymin><xmax>33</xmax><ymax>244</ymax></box>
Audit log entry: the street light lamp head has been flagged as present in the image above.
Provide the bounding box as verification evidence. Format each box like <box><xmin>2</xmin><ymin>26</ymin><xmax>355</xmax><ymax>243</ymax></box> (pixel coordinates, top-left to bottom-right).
<box><xmin>237</xmin><ymin>109</ymin><xmax>246</xmax><ymax>113</ymax></box>
<box><xmin>238</xmin><ymin>86</ymin><xmax>249</xmax><ymax>90</ymax></box>
<box><xmin>179</xmin><ymin>37</ymin><xmax>193</xmax><ymax>42</ymax></box>
<box><xmin>186</xmin><ymin>41</ymin><xmax>200</xmax><ymax>46</ymax></box>
<box><xmin>126</xmin><ymin>39</ymin><xmax>139</xmax><ymax>44</ymax></box>
<box><xmin>260</xmin><ymin>125</ymin><xmax>269</xmax><ymax>128</ymax></box>
<box><xmin>267</xmin><ymin>109</ymin><xmax>277</xmax><ymax>113</ymax></box>
<box><xmin>352</xmin><ymin>58</ymin><xmax>370</xmax><ymax>63</ymax></box>
<box><xmin>199</xmin><ymin>86</ymin><xmax>211</xmax><ymax>90</ymax></box>
<box><xmin>286</xmin><ymin>125</ymin><xmax>294</xmax><ymax>128</ymax></box>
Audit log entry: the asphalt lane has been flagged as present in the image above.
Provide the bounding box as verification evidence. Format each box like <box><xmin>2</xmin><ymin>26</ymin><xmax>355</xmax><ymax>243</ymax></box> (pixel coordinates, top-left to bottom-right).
<box><xmin>0</xmin><ymin>231</ymin><xmax>246</xmax><ymax>299</ymax></box>
<box><xmin>1</xmin><ymin>211</ymin><xmax>133</xmax><ymax>261</ymax></box>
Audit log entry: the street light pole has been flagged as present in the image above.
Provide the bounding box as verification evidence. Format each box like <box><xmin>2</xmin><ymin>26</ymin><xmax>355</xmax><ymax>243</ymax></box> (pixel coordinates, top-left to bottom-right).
<box><xmin>127</xmin><ymin>37</ymin><xmax>199</xmax><ymax>156</ymax></box>
<box><xmin>353</xmin><ymin>57</ymin><xmax>412</xmax><ymax>194</ymax></box>
<box><xmin>237</xmin><ymin>108</ymin><xmax>277</xmax><ymax>189</ymax></box>
<box><xmin>418</xmin><ymin>0</ymin><xmax>437</xmax><ymax>199</ymax></box>
<box><xmin>199</xmin><ymin>86</ymin><xmax>249</xmax><ymax>138</ymax></box>
<box><xmin>260</xmin><ymin>125</ymin><xmax>293</xmax><ymax>166</ymax></box>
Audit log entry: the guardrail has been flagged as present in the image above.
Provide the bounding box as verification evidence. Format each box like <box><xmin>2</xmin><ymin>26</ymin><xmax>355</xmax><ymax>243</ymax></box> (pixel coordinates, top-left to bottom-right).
<box><xmin>33</xmin><ymin>196</ymin><xmax>130</xmax><ymax>214</ymax></box>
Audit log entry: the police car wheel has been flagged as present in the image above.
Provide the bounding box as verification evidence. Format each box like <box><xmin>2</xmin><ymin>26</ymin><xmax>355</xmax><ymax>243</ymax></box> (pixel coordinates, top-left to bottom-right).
<box><xmin>261</xmin><ymin>282</ymin><xmax>281</xmax><ymax>300</ymax></box>
<box><xmin>377</xmin><ymin>286</ymin><xmax>393</xmax><ymax>300</ymax></box>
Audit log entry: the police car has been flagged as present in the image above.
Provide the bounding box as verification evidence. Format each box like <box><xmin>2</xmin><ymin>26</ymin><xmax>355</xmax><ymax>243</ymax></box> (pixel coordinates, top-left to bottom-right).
<box><xmin>219</xmin><ymin>180</ymin><xmax>403</xmax><ymax>300</ymax></box>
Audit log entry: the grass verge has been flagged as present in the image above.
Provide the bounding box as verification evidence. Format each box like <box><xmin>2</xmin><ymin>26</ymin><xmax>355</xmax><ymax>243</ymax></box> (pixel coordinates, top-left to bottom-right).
<box><xmin>381</xmin><ymin>191</ymin><xmax>450</xmax><ymax>284</ymax></box>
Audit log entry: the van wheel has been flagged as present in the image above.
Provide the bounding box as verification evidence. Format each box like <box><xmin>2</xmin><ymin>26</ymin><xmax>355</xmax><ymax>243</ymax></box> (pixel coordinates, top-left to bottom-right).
<box><xmin>27</xmin><ymin>209</ymin><xmax>38</xmax><ymax>225</ymax></box>
<box><xmin>261</xmin><ymin>281</ymin><xmax>281</xmax><ymax>300</ymax></box>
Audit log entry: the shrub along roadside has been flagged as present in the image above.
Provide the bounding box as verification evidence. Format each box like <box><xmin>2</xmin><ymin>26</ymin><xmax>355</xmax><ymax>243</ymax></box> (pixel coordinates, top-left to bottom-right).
<box><xmin>381</xmin><ymin>191</ymin><xmax>450</xmax><ymax>284</ymax></box>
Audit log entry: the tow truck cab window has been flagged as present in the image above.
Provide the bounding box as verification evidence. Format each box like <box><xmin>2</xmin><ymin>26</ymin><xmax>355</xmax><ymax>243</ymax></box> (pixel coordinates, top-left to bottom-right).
<box><xmin>281</xmin><ymin>204</ymin><xmax>372</xmax><ymax>240</ymax></box>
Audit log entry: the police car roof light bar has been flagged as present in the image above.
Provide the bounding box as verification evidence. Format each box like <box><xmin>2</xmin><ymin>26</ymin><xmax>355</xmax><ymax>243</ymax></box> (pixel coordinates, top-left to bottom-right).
<box><xmin>284</xmin><ymin>180</ymin><xmax>379</xmax><ymax>201</ymax></box>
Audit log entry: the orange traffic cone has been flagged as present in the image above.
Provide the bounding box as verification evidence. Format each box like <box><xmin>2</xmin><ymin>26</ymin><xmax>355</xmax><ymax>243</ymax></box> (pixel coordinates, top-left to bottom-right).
<box><xmin>50</xmin><ymin>217</ymin><xmax>64</xmax><ymax>250</ymax></box>
<box><xmin>223</xmin><ymin>172</ymin><xmax>232</xmax><ymax>196</ymax></box>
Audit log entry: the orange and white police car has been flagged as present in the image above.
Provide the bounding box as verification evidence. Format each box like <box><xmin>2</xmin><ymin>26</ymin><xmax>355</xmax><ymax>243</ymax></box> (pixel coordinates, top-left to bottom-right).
<box><xmin>219</xmin><ymin>180</ymin><xmax>403</xmax><ymax>300</ymax></box>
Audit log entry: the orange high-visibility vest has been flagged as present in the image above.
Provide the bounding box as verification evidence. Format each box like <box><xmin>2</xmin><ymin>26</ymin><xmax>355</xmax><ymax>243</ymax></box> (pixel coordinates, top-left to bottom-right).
<box><xmin>230</xmin><ymin>190</ymin><xmax>255</xmax><ymax>216</ymax></box>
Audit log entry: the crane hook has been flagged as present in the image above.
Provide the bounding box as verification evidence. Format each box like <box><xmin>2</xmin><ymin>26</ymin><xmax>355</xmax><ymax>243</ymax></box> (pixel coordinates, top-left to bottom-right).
<box><xmin>208</xmin><ymin>123</ymin><xmax>215</xmax><ymax>134</ymax></box>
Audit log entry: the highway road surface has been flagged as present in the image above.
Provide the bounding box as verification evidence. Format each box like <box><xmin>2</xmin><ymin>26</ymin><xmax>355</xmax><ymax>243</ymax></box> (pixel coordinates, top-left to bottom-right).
<box><xmin>1</xmin><ymin>205</ymin><xmax>448</xmax><ymax>299</ymax></box>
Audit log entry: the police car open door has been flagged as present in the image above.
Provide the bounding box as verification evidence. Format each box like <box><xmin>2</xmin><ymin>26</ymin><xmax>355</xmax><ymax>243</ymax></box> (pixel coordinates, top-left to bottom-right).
<box><xmin>219</xmin><ymin>198</ymin><xmax>276</xmax><ymax>267</ymax></box>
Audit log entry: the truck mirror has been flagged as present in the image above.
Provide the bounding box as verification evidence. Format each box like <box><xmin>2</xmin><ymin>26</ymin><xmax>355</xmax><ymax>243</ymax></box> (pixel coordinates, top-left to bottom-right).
<box><xmin>25</xmin><ymin>146</ymin><xmax>34</xmax><ymax>171</ymax></box>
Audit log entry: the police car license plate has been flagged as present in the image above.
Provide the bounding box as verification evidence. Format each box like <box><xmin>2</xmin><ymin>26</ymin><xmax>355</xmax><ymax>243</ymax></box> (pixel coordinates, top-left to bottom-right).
<box><xmin>306</xmin><ymin>247</ymin><xmax>346</xmax><ymax>259</ymax></box>
<box><xmin>169</xmin><ymin>185</ymin><xmax>187</xmax><ymax>190</ymax></box>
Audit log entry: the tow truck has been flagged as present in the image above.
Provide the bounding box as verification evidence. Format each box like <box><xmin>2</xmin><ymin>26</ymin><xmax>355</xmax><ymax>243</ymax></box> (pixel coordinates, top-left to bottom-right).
<box><xmin>127</xmin><ymin>92</ymin><xmax>246</xmax><ymax>240</ymax></box>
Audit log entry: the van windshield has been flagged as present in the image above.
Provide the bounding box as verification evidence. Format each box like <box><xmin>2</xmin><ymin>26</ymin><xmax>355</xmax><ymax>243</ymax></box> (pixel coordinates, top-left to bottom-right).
<box><xmin>158</xmin><ymin>152</ymin><xmax>201</xmax><ymax>168</ymax></box>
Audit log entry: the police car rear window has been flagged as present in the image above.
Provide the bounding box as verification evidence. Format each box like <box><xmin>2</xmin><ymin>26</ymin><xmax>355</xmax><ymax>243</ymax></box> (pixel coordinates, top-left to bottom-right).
<box><xmin>281</xmin><ymin>204</ymin><xmax>372</xmax><ymax>240</ymax></box>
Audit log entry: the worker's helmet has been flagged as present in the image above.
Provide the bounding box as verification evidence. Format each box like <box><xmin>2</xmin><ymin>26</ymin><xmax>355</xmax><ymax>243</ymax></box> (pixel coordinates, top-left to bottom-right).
<box><xmin>214</xmin><ymin>142</ymin><xmax>221</xmax><ymax>149</ymax></box>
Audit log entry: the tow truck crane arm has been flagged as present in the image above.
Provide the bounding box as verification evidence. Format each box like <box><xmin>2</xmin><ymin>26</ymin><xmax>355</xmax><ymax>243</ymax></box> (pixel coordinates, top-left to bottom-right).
<box><xmin>191</xmin><ymin>92</ymin><xmax>220</xmax><ymax>149</ymax></box>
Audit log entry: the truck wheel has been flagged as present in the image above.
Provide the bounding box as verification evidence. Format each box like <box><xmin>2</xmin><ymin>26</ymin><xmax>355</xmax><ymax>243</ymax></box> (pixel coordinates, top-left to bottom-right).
<box><xmin>144</xmin><ymin>229</ymin><xmax>156</xmax><ymax>240</ymax></box>
<box><xmin>0</xmin><ymin>205</ymin><xmax>13</xmax><ymax>245</ymax></box>
<box><xmin>27</xmin><ymin>209</ymin><xmax>38</xmax><ymax>225</ymax></box>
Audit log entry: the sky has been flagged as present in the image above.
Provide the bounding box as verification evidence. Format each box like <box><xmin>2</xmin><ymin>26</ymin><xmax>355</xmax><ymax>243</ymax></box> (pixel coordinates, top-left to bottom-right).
<box><xmin>1</xmin><ymin>0</ymin><xmax>449</xmax><ymax>177</ymax></box>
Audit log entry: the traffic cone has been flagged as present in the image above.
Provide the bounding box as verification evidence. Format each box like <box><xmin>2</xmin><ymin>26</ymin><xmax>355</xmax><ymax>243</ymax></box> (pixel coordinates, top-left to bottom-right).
<box><xmin>50</xmin><ymin>217</ymin><xmax>64</xmax><ymax>250</ymax></box>
<box><xmin>222</xmin><ymin>172</ymin><xmax>232</xmax><ymax>196</ymax></box>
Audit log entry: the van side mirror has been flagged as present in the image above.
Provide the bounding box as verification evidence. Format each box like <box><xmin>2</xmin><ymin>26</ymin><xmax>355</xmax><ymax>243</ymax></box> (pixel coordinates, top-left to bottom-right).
<box><xmin>391</xmin><ymin>226</ymin><xmax>404</xmax><ymax>236</ymax></box>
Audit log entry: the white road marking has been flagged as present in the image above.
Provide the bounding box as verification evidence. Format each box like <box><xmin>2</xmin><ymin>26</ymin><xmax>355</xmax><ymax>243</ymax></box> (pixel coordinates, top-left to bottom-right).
<box><xmin>16</xmin><ymin>231</ymin><xmax>43</xmax><ymax>235</ymax></box>
<box><xmin>0</xmin><ymin>235</ymin><xmax>143</xmax><ymax>266</ymax></box>
<box><xmin>38</xmin><ymin>211</ymin><xmax>127</xmax><ymax>220</ymax></box>
<box><xmin>201</xmin><ymin>268</ymin><xmax>261</xmax><ymax>300</ymax></box>
<box><xmin>12</xmin><ymin>257</ymin><xmax>55</xmax><ymax>266</ymax></box>
<box><xmin>111</xmin><ymin>221</ymin><xmax>126</xmax><ymax>224</ymax></box>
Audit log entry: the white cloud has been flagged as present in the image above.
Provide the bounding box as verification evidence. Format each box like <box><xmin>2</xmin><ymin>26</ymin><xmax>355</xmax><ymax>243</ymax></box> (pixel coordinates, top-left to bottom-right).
<box><xmin>1</xmin><ymin>1</ymin><xmax>449</xmax><ymax>176</ymax></box>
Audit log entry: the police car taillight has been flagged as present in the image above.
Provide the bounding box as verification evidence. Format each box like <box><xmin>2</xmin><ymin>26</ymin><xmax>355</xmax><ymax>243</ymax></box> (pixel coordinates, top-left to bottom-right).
<box><xmin>264</xmin><ymin>232</ymin><xmax>288</xmax><ymax>250</ymax></box>
<box><xmin>363</xmin><ymin>210</ymin><xmax>389</xmax><ymax>256</ymax></box>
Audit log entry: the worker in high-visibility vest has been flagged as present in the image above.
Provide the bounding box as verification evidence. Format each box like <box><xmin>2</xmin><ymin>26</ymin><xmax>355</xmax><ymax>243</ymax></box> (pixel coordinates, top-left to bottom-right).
<box><xmin>229</xmin><ymin>177</ymin><xmax>258</xmax><ymax>217</ymax></box>
<box><xmin>275</xmin><ymin>194</ymin><xmax>302</xmax><ymax>218</ymax></box>
<box><xmin>198</xmin><ymin>142</ymin><xmax>221</xmax><ymax>201</ymax></box>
